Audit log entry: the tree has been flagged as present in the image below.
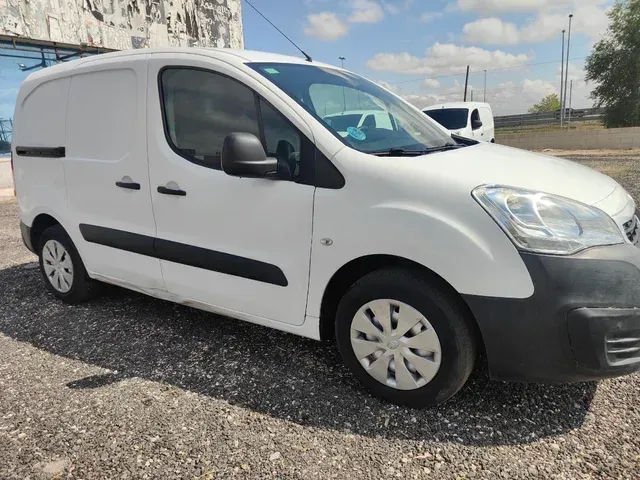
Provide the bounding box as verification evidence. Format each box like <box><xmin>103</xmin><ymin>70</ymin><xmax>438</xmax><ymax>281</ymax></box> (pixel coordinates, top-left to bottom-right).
<box><xmin>585</xmin><ymin>0</ymin><xmax>640</xmax><ymax>128</ymax></box>
<box><xmin>528</xmin><ymin>94</ymin><xmax>561</xmax><ymax>113</ymax></box>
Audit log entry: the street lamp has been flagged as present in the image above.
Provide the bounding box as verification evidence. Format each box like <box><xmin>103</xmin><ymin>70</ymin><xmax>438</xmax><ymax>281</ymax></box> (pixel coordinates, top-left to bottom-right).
<box><xmin>563</xmin><ymin>14</ymin><xmax>574</xmax><ymax>126</ymax></box>
<box><xmin>339</xmin><ymin>56</ymin><xmax>345</xmax><ymax>68</ymax></box>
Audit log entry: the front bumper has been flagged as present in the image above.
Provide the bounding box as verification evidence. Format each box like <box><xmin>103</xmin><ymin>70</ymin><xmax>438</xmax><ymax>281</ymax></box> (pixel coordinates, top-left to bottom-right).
<box><xmin>463</xmin><ymin>243</ymin><xmax>640</xmax><ymax>382</ymax></box>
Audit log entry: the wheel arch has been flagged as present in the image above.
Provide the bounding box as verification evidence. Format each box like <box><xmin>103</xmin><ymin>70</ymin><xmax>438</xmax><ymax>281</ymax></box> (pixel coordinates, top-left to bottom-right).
<box><xmin>318</xmin><ymin>254</ymin><xmax>485</xmax><ymax>354</ymax></box>
<box><xmin>30</xmin><ymin>213</ymin><xmax>62</xmax><ymax>252</ymax></box>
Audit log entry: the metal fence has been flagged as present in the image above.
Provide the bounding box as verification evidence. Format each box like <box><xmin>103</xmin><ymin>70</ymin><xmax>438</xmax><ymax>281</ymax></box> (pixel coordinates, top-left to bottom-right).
<box><xmin>495</xmin><ymin>107</ymin><xmax>604</xmax><ymax>129</ymax></box>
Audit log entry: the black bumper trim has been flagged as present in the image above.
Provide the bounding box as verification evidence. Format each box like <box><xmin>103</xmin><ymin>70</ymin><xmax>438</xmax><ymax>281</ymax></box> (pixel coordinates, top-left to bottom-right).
<box><xmin>568</xmin><ymin>308</ymin><xmax>640</xmax><ymax>370</ymax></box>
<box><xmin>463</xmin><ymin>244</ymin><xmax>640</xmax><ymax>383</ymax></box>
<box><xmin>20</xmin><ymin>222</ymin><xmax>35</xmax><ymax>254</ymax></box>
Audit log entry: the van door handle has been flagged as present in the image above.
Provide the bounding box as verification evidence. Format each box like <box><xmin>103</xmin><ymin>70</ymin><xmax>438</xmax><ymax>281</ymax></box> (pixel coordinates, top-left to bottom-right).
<box><xmin>157</xmin><ymin>185</ymin><xmax>187</xmax><ymax>196</ymax></box>
<box><xmin>116</xmin><ymin>180</ymin><xmax>141</xmax><ymax>190</ymax></box>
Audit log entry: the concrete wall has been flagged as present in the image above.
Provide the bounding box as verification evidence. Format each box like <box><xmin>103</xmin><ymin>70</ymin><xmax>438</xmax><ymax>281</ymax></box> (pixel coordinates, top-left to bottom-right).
<box><xmin>497</xmin><ymin>127</ymin><xmax>640</xmax><ymax>150</ymax></box>
<box><xmin>0</xmin><ymin>156</ymin><xmax>12</xmax><ymax>197</ymax></box>
<box><xmin>0</xmin><ymin>0</ymin><xmax>243</xmax><ymax>50</ymax></box>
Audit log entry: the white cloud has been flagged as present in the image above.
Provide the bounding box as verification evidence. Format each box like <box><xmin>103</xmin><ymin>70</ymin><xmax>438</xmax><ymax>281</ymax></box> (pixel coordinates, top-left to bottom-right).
<box><xmin>462</xmin><ymin>5</ymin><xmax>610</xmax><ymax>45</ymax></box>
<box><xmin>462</xmin><ymin>18</ymin><xmax>521</xmax><ymax>45</ymax></box>
<box><xmin>376</xmin><ymin>80</ymin><xmax>401</xmax><ymax>93</ymax></box>
<box><xmin>348</xmin><ymin>0</ymin><xmax>385</xmax><ymax>23</ymax></box>
<box><xmin>383</xmin><ymin>0</ymin><xmax>413</xmax><ymax>14</ymax></box>
<box><xmin>366</xmin><ymin>43</ymin><xmax>531</xmax><ymax>76</ymax></box>
<box><xmin>423</xmin><ymin>78</ymin><xmax>441</xmax><ymax>88</ymax></box>
<box><xmin>420</xmin><ymin>11</ymin><xmax>445</xmax><ymax>23</ymax></box>
<box><xmin>402</xmin><ymin>93</ymin><xmax>447</xmax><ymax>109</ymax></box>
<box><xmin>457</xmin><ymin>0</ymin><xmax>606</xmax><ymax>14</ymax></box>
<box><xmin>393</xmin><ymin>62</ymin><xmax>594</xmax><ymax>115</ymax></box>
<box><xmin>304</xmin><ymin>12</ymin><xmax>349</xmax><ymax>41</ymax></box>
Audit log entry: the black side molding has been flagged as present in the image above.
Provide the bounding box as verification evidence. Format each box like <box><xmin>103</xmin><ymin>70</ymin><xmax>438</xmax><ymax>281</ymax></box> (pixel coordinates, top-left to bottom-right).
<box><xmin>15</xmin><ymin>146</ymin><xmax>66</xmax><ymax>158</ymax></box>
<box><xmin>78</xmin><ymin>224</ymin><xmax>288</xmax><ymax>287</ymax></box>
<box><xmin>79</xmin><ymin>224</ymin><xmax>155</xmax><ymax>257</ymax></box>
<box><xmin>155</xmin><ymin>239</ymin><xmax>288</xmax><ymax>287</ymax></box>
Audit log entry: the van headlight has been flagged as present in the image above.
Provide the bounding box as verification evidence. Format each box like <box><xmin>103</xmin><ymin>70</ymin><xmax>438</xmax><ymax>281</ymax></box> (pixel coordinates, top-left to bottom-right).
<box><xmin>472</xmin><ymin>185</ymin><xmax>625</xmax><ymax>255</ymax></box>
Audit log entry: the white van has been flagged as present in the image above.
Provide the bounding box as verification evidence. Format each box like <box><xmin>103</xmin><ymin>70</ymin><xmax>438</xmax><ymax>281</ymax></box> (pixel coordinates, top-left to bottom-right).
<box><xmin>423</xmin><ymin>102</ymin><xmax>495</xmax><ymax>143</ymax></box>
<box><xmin>323</xmin><ymin>110</ymin><xmax>394</xmax><ymax>137</ymax></box>
<box><xmin>12</xmin><ymin>49</ymin><xmax>640</xmax><ymax>407</ymax></box>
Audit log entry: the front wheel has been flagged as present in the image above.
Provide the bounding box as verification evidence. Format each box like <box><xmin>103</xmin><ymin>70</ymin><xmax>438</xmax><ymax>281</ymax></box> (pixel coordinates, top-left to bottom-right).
<box><xmin>335</xmin><ymin>268</ymin><xmax>477</xmax><ymax>408</ymax></box>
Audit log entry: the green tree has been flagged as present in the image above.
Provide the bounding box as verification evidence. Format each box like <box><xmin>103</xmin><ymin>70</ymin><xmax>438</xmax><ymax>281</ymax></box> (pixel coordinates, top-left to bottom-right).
<box><xmin>528</xmin><ymin>94</ymin><xmax>561</xmax><ymax>113</ymax></box>
<box><xmin>585</xmin><ymin>0</ymin><xmax>640</xmax><ymax>128</ymax></box>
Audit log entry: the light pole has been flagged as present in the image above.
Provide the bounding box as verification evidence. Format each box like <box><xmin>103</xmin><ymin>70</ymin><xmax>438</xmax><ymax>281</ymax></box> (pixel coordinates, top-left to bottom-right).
<box><xmin>338</xmin><ymin>57</ymin><xmax>346</xmax><ymax>110</ymax></box>
<box><xmin>563</xmin><ymin>14</ymin><xmax>573</xmax><ymax>127</ymax></box>
<box><xmin>484</xmin><ymin>70</ymin><xmax>487</xmax><ymax>102</ymax></box>
<box><xmin>560</xmin><ymin>29</ymin><xmax>565</xmax><ymax>126</ymax></box>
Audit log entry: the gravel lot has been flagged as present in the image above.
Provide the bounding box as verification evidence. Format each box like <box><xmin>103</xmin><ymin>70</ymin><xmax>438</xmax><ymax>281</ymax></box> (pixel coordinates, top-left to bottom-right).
<box><xmin>1</xmin><ymin>153</ymin><xmax>640</xmax><ymax>479</ymax></box>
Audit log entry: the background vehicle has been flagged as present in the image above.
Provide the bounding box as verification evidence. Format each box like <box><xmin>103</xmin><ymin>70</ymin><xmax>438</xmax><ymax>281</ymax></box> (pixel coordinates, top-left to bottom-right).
<box><xmin>554</xmin><ymin>108</ymin><xmax>586</xmax><ymax>120</ymax></box>
<box><xmin>423</xmin><ymin>102</ymin><xmax>495</xmax><ymax>142</ymax></box>
<box><xmin>13</xmin><ymin>49</ymin><xmax>640</xmax><ymax>408</ymax></box>
<box><xmin>323</xmin><ymin>110</ymin><xmax>394</xmax><ymax>137</ymax></box>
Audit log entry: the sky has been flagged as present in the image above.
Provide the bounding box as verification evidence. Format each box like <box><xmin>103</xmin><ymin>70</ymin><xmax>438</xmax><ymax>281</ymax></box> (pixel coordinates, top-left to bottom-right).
<box><xmin>0</xmin><ymin>0</ymin><xmax>614</xmax><ymax>120</ymax></box>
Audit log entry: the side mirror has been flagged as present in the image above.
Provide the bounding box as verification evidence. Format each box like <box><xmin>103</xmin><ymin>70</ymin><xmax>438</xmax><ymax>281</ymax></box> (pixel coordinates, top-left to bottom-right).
<box><xmin>472</xmin><ymin>119</ymin><xmax>483</xmax><ymax>130</ymax></box>
<box><xmin>221</xmin><ymin>132</ymin><xmax>277</xmax><ymax>178</ymax></box>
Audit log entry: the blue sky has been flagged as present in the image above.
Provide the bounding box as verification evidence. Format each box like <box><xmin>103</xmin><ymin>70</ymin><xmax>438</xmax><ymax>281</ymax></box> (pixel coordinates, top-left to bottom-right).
<box><xmin>0</xmin><ymin>0</ymin><xmax>613</xmax><ymax>119</ymax></box>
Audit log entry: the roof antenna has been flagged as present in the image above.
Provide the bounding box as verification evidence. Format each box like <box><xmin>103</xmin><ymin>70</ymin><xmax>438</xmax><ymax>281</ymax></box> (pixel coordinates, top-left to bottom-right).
<box><xmin>244</xmin><ymin>0</ymin><xmax>313</xmax><ymax>62</ymax></box>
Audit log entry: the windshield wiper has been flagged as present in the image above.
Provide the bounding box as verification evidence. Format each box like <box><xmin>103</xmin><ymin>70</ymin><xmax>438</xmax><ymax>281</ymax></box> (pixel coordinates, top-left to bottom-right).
<box><xmin>370</xmin><ymin>143</ymin><xmax>464</xmax><ymax>157</ymax></box>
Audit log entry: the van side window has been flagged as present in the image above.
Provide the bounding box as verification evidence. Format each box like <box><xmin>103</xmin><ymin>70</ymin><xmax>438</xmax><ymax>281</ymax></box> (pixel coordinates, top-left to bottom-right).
<box><xmin>260</xmin><ymin>99</ymin><xmax>302</xmax><ymax>179</ymax></box>
<box><xmin>160</xmin><ymin>68</ymin><xmax>260</xmax><ymax>170</ymax></box>
<box><xmin>471</xmin><ymin>109</ymin><xmax>482</xmax><ymax>130</ymax></box>
<box><xmin>362</xmin><ymin>114</ymin><xmax>376</xmax><ymax>128</ymax></box>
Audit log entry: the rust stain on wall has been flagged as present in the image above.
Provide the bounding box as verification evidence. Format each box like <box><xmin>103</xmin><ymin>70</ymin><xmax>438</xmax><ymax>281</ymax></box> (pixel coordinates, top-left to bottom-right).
<box><xmin>0</xmin><ymin>0</ymin><xmax>243</xmax><ymax>50</ymax></box>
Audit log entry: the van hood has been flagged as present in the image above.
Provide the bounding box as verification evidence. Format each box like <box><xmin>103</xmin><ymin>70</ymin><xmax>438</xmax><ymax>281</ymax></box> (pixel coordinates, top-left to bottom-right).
<box><xmin>429</xmin><ymin>143</ymin><xmax>619</xmax><ymax>207</ymax></box>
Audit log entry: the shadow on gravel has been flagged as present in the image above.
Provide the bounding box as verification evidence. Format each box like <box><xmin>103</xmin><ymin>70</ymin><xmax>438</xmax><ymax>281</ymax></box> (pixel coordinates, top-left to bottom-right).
<box><xmin>0</xmin><ymin>262</ymin><xmax>596</xmax><ymax>446</ymax></box>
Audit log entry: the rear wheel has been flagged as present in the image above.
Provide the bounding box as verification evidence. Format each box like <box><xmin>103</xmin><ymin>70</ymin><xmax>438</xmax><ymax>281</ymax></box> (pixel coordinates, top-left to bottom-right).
<box><xmin>335</xmin><ymin>268</ymin><xmax>476</xmax><ymax>407</ymax></box>
<box><xmin>38</xmin><ymin>225</ymin><xmax>99</xmax><ymax>304</ymax></box>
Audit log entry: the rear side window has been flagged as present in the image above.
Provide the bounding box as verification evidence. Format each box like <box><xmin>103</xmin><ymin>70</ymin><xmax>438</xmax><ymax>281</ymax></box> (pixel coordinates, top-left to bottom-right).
<box><xmin>16</xmin><ymin>77</ymin><xmax>70</xmax><ymax>148</ymax></box>
<box><xmin>67</xmin><ymin>69</ymin><xmax>137</xmax><ymax>160</ymax></box>
<box><xmin>160</xmin><ymin>68</ymin><xmax>260</xmax><ymax>169</ymax></box>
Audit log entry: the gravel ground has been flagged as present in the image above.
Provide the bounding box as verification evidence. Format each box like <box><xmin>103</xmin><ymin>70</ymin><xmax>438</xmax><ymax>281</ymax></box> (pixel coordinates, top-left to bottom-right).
<box><xmin>1</xmin><ymin>154</ymin><xmax>640</xmax><ymax>479</ymax></box>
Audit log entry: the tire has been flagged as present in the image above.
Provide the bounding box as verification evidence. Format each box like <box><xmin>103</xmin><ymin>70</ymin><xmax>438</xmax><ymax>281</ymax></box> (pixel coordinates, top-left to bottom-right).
<box><xmin>38</xmin><ymin>224</ymin><xmax>99</xmax><ymax>304</ymax></box>
<box><xmin>335</xmin><ymin>268</ymin><xmax>476</xmax><ymax>408</ymax></box>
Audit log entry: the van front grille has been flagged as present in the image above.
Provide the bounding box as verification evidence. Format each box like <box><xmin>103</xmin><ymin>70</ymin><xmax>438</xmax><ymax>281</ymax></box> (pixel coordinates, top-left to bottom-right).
<box><xmin>623</xmin><ymin>215</ymin><xmax>639</xmax><ymax>245</ymax></box>
<box><xmin>606</xmin><ymin>331</ymin><xmax>640</xmax><ymax>364</ymax></box>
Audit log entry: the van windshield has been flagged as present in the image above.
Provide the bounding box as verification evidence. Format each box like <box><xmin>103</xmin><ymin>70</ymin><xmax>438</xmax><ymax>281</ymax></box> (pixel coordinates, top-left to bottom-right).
<box><xmin>248</xmin><ymin>63</ymin><xmax>454</xmax><ymax>154</ymax></box>
<box><xmin>424</xmin><ymin>108</ymin><xmax>469</xmax><ymax>130</ymax></box>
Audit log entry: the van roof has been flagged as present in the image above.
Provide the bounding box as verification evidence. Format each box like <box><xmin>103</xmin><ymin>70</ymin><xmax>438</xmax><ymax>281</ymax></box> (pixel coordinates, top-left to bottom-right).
<box><xmin>23</xmin><ymin>48</ymin><xmax>338</xmax><ymax>83</ymax></box>
<box><xmin>422</xmin><ymin>102</ymin><xmax>492</xmax><ymax>111</ymax></box>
